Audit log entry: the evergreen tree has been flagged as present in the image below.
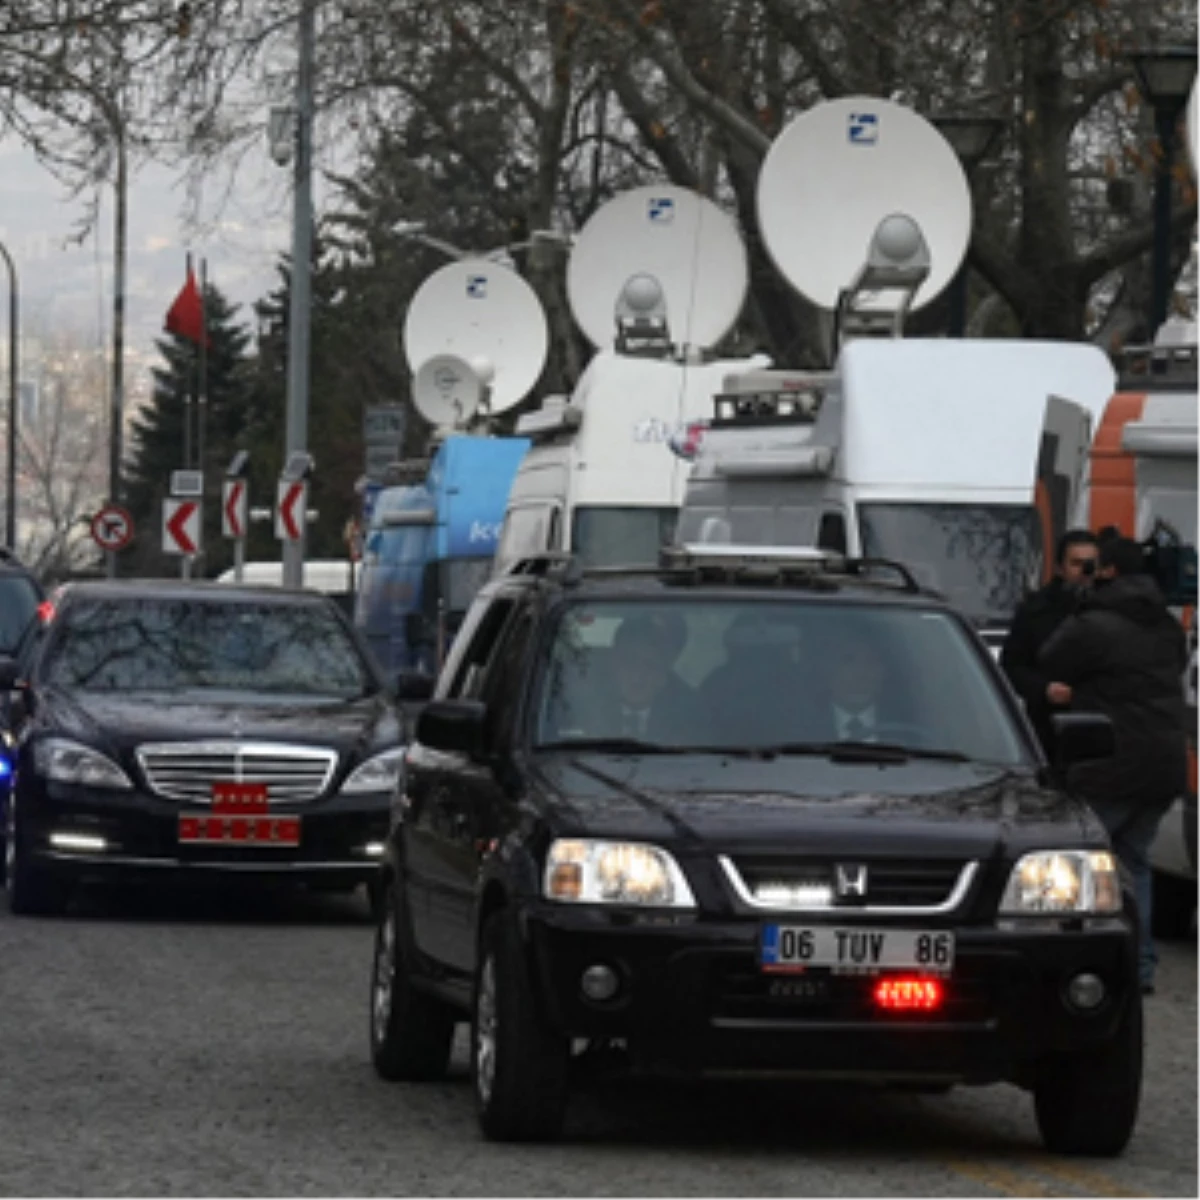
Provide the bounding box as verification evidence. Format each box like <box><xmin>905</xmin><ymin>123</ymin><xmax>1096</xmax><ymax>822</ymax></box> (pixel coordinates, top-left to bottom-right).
<box><xmin>124</xmin><ymin>285</ymin><xmax>253</xmax><ymax>578</ymax></box>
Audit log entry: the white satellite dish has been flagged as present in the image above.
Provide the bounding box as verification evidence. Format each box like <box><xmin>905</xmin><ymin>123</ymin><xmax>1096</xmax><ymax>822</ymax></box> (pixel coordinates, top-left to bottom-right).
<box><xmin>412</xmin><ymin>353</ymin><xmax>484</xmax><ymax>429</ymax></box>
<box><xmin>566</xmin><ymin>184</ymin><xmax>749</xmax><ymax>351</ymax></box>
<box><xmin>757</xmin><ymin>96</ymin><xmax>971</xmax><ymax>312</ymax></box>
<box><xmin>404</xmin><ymin>259</ymin><xmax>548</xmax><ymax>414</ymax></box>
<box><xmin>1187</xmin><ymin>79</ymin><xmax>1198</xmax><ymax>179</ymax></box>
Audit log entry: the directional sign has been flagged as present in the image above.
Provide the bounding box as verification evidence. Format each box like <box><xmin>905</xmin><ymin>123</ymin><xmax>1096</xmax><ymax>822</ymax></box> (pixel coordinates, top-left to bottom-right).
<box><xmin>90</xmin><ymin>505</ymin><xmax>135</xmax><ymax>553</ymax></box>
<box><xmin>170</xmin><ymin>469</ymin><xmax>204</xmax><ymax>497</ymax></box>
<box><xmin>276</xmin><ymin>480</ymin><xmax>307</xmax><ymax>542</ymax></box>
<box><xmin>222</xmin><ymin>479</ymin><xmax>248</xmax><ymax>539</ymax></box>
<box><xmin>163</xmin><ymin>498</ymin><xmax>201</xmax><ymax>556</ymax></box>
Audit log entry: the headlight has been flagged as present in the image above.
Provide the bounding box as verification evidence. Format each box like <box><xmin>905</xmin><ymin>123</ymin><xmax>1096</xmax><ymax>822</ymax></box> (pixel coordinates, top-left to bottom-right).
<box><xmin>341</xmin><ymin>747</ymin><xmax>406</xmax><ymax>794</ymax></box>
<box><xmin>544</xmin><ymin>839</ymin><xmax>696</xmax><ymax>908</ymax></box>
<box><xmin>34</xmin><ymin>738</ymin><xmax>132</xmax><ymax>790</ymax></box>
<box><xmin>999</xmin><ymin>850</ymin><xmax>1122</xmax><ymax>915</ymax></box>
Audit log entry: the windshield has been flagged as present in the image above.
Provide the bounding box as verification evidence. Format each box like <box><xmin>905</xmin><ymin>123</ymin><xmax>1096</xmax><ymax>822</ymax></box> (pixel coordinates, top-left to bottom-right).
<box><xmin>572</xmin><ymin>506</ymin><xmax>678</xmax><ymax>568</ymax></box>
<box><xmin>0</xmin><ymin>574</ymin><xmax>40</xmax><ymax>655</ymax></box>
<box><xmin>858</xmin><ymin>503</ymin><xmax>1041</xmax><ymax>624</ymax></box>
<box><xmin>533</xmin><ymin>598</ymin><xmax>1028</xmax><ymax>765</ymax></box>
<box><xmin>41</xmin><ymin>596</ymin><xmax>374</xmax><ymax>698</ymax></box>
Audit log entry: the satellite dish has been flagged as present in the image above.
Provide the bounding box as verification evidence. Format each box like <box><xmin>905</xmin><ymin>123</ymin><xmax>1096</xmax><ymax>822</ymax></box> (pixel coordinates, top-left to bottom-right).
<box><xmin>757</xmin><ymin>97</ymin><xmax>971</xmax><ymax>312</ymax></box>
<box><xmin>412</xmin><ymin>353</ymin><xmax>484</xmax><ymax>429</ymax></box>
<box><xmin>566</xmin><ymin>184</ymin><xmax>749</xmax><ymax>351</ymax></box>
<box><xmin>404</xmin><ymin>259</ymin><xmax>548</xmax><ymax>414</ymax></box>
<box><xmin>1187</xmin><ymin>79</ymin><xmax>1198</xmax><ymax>179</ymax></box>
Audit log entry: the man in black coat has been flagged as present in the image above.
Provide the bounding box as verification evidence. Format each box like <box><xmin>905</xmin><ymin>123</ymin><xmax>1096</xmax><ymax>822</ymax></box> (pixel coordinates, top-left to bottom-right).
<box><xmin>1040</xmin><ymin>536</ymin><xmax>1189</xmax><ymax>993</ymax></box>
<box><xmin>1001</xmin><ymin>529</ymin><xmax>1099</xmax><ymax>758</ymax></box>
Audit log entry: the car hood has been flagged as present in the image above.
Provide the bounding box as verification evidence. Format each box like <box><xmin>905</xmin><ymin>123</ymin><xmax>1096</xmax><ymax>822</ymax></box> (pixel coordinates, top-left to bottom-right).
<box><xmin>35</xmin><ymin>687</ymin><xmax>402</xmax><ymax>767</ymax></box>
<box><xmin>530</xmin><ymin>753</ymin><xmax>1101</xmax><ymax>858</ymax></box>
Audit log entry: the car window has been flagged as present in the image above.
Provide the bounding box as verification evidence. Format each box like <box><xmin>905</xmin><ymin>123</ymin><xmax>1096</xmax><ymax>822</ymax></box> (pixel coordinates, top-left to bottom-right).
<box><xmin>446</xmin><ymin>597</ymin><xmax>517</xmax><ymax>701</ymax></box>
<box><xmin>533</xmin><ymin>597</ymin><xmax>1028</xmax><ymax>765</ymax></box>
<box><xmin>39</xmin><ymin>596</ymin><xmax>374</xmax><ymax>698</ymax></box>
<box><xmin>0</xmin><ymin>573</ymin><xmax>41</xmax><ymax>656</ymax></box>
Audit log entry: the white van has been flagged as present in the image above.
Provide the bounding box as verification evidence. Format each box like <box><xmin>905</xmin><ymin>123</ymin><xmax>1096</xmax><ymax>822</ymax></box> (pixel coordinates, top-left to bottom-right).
<box><xmin>676</xmin><ymin>338</ymin><xmax>1116</xmax><ymax>647</ymax></box>
<box><xmin>494</xmin><ymin>348</ymin><xmax>766</xmax><ymax>572</ymax></box>
<box><xmin>215</xmin><ymin>559</ymin><xmax>360</xmax><ymax>617</ymax></box>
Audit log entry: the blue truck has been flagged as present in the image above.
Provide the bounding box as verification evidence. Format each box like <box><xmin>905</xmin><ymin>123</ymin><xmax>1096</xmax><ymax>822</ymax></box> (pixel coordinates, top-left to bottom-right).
<box><xmin>354</xmin><ymin>435</ymin><xmax>529</xmax><ymax>678</ymax></box>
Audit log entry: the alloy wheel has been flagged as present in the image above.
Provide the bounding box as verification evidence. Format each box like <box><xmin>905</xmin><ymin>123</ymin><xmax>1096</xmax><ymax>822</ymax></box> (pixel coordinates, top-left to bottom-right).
<box><xmin>371</xmin><ymin>906</ymin><xmax>396</xmax><ymax>1047</ymax></box>
<box><xmin>475</xmin><ymin>955</ymin><xmax>498</xmax><ymax>1104</ymax></box>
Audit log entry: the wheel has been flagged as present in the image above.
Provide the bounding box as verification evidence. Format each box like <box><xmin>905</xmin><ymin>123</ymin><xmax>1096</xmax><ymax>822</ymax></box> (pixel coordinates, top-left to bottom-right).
<box><xmin>1033</xmin><ymin>993</ymin><xmax>1143</xmax><ymax>1156</ymax></box>
<box><xmin>369</xmin><ymin>880</ymin><xmax>456</xmax><ymax>1081</ymax></box>
<box><xmin>1151</xmin><ymin>870</ymin><xmax>1196</xmax><ymax>940</ymax></box>
<box><xmin>472</xmin><ymin>913</ymin><xmax>569</xmax><ymax>1142</ymax></box>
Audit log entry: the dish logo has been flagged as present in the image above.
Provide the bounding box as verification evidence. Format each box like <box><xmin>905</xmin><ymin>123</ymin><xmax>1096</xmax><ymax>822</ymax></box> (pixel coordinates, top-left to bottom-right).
<box><xmin>647</xmin><ymin>197</ymin><xmax>675</xmax><ymax>223</ymax></box>
<box><xmin>469</xmin><ymin>520</ymin><xmax>501</xmax><ymax>544</ymax></box>
<box><xmin>848</xmin><ymin>113</ymin><xmax>879</xmax><ymax>145</ymax></box>
<box><xmin>466</xmin><ymin>275</ymin><xmax>488</xmax><ymax>299</ymax></box>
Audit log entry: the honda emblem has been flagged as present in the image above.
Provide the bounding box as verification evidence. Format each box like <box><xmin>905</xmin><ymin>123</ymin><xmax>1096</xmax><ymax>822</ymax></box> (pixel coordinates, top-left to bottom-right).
<box><xmin>835</xmin><ymin>863</ymin><xmax>869</xmax><ymax>899</ymax></box>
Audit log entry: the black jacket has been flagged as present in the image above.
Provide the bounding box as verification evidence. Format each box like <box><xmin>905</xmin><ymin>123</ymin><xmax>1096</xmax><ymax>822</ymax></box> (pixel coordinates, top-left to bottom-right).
<box><xmin>1000</xmin><ymin>577</ymin><xmax>1082</xmax><ymax>756</ymax></box>
<box><xmin>1039</xmin><ymin>574</ymin><xmax>1189</xmax><ymax>806</ymax></box>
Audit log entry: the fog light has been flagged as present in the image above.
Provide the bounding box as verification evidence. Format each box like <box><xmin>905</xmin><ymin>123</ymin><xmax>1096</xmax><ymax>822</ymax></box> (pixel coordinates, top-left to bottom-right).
<box><xmin>363</xmin><ymin>842</ymin><xmax>386</xmax><ymax>858</ymax></box>
<box><xmin>1066</xmin><ymin>972</ymin><xmax>1106</xmax><ymax>1011</ymax></box>
<box><xmin>580</xmin><ymin>964</ymin><xmax>620</xmax><ymax>1002</ymax></box>
<box><xmin>49</xmin><ymin>832</ymin><xmax>107</xmax><ymax>853</ymax></box>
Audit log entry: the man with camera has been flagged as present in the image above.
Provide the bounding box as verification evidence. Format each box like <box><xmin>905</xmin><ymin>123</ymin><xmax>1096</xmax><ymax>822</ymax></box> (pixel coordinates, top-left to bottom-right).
<box><xmin>1001</xmin><ymin>529</ymin><xmax>1100</xmax><ymax>759</ymax></box>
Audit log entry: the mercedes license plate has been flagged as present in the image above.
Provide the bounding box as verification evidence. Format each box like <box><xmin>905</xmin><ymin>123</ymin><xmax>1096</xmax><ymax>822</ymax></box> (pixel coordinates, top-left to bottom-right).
<box><xmin>761</xmin><ymin>925</ymin><xmax>954</xmax><ymax>974</ymax></box>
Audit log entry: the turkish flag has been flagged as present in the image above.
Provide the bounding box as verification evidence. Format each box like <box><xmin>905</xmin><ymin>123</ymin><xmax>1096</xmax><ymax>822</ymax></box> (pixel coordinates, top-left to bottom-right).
<box><xmin>164</xmin><ymin>264</ymin><xmax>209</xmax><ymax>346</ymax></box>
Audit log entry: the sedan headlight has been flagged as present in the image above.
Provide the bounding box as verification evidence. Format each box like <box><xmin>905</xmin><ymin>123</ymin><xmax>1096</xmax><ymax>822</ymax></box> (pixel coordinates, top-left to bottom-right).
<box><xmin>999</xmin><ymin>850</ymin><xmax>1122</xmax><ymax>915</ymax></box>
<box><xmin>341</xmin><ymin>748</ymin><xmax>406</xmax><ymax>795</ymax></box>
<box><xmin>544</xmin><ymin>839</ymin><xmax>696</xmax><ymax>908</ymax></box>
<box><xmin>34</xmin><ymin>738</ymin><xmax>132</xmax><ymax>790</ymax></box>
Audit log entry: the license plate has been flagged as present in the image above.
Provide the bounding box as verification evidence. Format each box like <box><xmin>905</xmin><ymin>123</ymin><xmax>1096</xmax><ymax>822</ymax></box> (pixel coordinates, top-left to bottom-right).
<box><xmin>761</xmin><ymin>925</ymin><xmax>955</xmax><ymax>974</ymax></box>
<box><xmin>177</xmin><ymin>782</ymin><xmax>300</xmax><ymax>848</ymax></box>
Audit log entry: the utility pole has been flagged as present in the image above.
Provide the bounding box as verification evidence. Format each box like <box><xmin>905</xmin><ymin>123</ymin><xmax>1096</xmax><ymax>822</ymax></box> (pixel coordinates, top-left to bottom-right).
<box><xmin>105</xmin><ymin>96</ymin><xmax>128</xmax><ymax>580</ymax></box>
<box><xmin>0</xmin><ymin>240</ymin><xmax>17</xmax><ymax>551</ymax></box>
<box><xmin>282</xmin><ymin>0</ymin><xmax>315</xmax><ymax>589</ymax></box>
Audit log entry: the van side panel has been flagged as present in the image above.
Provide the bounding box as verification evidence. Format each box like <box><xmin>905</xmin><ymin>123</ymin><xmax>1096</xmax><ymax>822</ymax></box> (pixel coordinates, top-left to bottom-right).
<box><xmin>1087</xmin><ymin>392</ymin><xmax>1147</xmax><ymax>535</ymax></box>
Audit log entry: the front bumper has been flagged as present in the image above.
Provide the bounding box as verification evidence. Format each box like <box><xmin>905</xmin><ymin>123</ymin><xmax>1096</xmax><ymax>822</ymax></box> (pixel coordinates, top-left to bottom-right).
<box><xmin>12</xmin><ymin>776</ymin><xmax>390</xmax><ymax>887</ymax></box>
<box><xmin>523</xmin><ymin>904</ymin><xmax>1138</xmax><ymax>1085</ymax></box>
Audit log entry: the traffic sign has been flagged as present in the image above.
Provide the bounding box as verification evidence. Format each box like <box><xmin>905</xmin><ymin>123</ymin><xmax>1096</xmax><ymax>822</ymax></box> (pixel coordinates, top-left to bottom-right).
<box><xmin>171</xmin><ymin>469</ymin><xmax>204</xmax><ymax>497</ymax></box>
<box><xmin>222</xmin><ymin>479</ymin><xmax>248</xmax><ymax>539</ymax></box>
<box><xmin>90</xmin><ymin>505</ymin><xmax>135</xmax><ymax>553</ymax></box>
<box><xmin>163</xmin><ymin>498</ymin><xmax>201</xmax><ymax>556</ymax></box>
<box><xmin>276</xmin><ymin>480</ymin><xmax>307</xmax><ymax>542</ymax></box>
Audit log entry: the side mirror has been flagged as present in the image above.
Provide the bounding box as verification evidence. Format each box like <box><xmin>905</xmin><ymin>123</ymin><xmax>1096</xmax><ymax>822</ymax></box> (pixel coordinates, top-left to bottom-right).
<box><xmin>1052</xmin><ymin>712</ymin><xmax>1115</xmax><ymax>769</ymax></box>
<box><xmin>395</xmin><ymin>671</ymin><xmax>435</xmax><ymax>702</ymax></box>
<box><xmin>416</xmin><ymin>699</ymin><xmax>486</xmax><ymax>756</ymax></box>
<box><xmin>0</xmin><ymin>656</ymin><xmax>20</xmax><ymax>691</ymax></box>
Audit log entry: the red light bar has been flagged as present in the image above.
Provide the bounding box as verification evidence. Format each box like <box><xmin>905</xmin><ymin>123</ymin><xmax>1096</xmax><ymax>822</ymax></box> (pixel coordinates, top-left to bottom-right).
<box><xmin>874</xmin><ymin>977</ymin><xmax>944</xmax><ymax>1011</ymax></box>
<box><xmin>37</xmin><ymin>600</ymin><xmax>55</xmax><ymax>624</ymax></box>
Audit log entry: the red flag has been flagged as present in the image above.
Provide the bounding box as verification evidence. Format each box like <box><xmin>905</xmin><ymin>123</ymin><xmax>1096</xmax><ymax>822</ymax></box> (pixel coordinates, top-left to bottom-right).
<box><xmin>165</xmin><ymin>264</ymin><xmax>208</xmax><ymax>345</ymax></box>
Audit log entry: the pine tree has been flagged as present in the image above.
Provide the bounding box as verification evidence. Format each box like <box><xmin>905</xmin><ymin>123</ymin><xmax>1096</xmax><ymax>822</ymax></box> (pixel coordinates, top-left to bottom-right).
<box><xmin>124</xmin><ymin>284</ymin><xmax>253</xmax><ymax>577</ymax></box>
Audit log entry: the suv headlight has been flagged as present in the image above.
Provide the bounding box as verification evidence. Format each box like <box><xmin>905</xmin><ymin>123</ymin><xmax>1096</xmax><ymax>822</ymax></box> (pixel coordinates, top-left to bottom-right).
<box><xmin>34</xmin><ymin>738</ymin><xmax>132</xmax><ymax>790</ymax></box>
<box><xmin>544</xmin><ymin>839</ymin><xmax>696</xmax><ymax>908</ymax></box>
<box><xmin>341</xmin><ymin>748</ymin><xmax>406</xmax><ymax>794</ymax></box>
<box><xmin>999</xmin><ymin>850</ymin><xmax>1122</xmax><ymax>915</ymax></box>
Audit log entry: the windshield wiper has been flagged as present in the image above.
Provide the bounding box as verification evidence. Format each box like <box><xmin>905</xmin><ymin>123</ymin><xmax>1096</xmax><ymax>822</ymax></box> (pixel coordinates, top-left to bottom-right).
<box><xmin>535</xmin><ymin>737</ymin><xmax>690</xmax><ymax>755</ymax></box>
<box><xmin>761</xmin><ymin>741</ymin><xmax>971</xmax><ymax>764</ymax></box>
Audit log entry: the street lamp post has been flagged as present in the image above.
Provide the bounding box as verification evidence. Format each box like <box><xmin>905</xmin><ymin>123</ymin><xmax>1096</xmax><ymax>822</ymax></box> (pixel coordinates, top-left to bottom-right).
<box><xmin>0</xmin><ymin>240</ymin><xmax>17</xmax><ymax>551</ymax></box>
<box><xmin>931</xmin><ymin>114</ymin><xmax>1005</xmax><ymax>338</ymax></box>
<box><xmin>1131</xmin><ymin>46</ymin><xmax>1198</xmax><ymax>336</ymax></box>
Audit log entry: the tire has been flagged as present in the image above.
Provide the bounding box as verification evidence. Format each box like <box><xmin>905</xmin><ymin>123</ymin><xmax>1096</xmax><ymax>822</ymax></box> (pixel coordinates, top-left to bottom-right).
<box><xmin>1151</xmin><ymin>870</ymin><xmax>1196</xmax><ymax>940</ymax></box>
<box><xmin>472</xmin><ymin>913</ymin><xmax>569</xmax><ymax>1142</ymax></box>
<box><xmin>369</xmin><ymin>880</ymin><xmax>456</xmax><ymax>1081</ymax></box>
<box><xmin>1033</xmin><ymin>993</ymin><xmax>1143</xmax><ymax>1156</ymax></box>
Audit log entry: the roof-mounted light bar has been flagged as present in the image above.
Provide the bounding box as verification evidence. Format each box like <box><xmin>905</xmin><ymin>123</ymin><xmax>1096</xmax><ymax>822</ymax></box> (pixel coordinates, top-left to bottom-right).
<box><xmin>661</xmin><ymin>543</ymin><xmax>844</xmax><ymax>571</ymax></box>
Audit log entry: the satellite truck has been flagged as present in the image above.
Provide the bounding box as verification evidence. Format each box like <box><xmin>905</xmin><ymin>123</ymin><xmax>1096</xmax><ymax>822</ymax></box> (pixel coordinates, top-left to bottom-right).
<box><xmin>674</xmin><ymin>95</ymin><xmax>1117</xmax><ymax>652</ymax></box>
<box><xmin>492</xmin><ymin>184</ymin><xmax>768</xmax><ymax>573</ymax></box>
<box><xmin>353</xmin><ymin>260</ymin><xmax>539</xmax><ymax>682</ymax></box>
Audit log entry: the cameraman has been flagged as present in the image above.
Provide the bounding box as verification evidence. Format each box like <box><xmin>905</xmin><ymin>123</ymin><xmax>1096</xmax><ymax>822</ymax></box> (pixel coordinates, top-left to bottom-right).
<box><xmin>1001</xmin><ymin>529</ymin><xmax>1099</xmax><ymax>759</ymax></box>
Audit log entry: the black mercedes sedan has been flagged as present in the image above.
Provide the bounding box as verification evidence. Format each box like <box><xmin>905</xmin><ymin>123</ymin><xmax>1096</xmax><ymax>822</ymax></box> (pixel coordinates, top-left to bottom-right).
<box><xmin>0</xmin><ymin>580</ymin><xmax>404</xmax><ymax>916</ymax></box>
<box><xmin>369</xmin><ymin>548</ymin><xmax>1140</xmax><ymax>1156</ymax></box>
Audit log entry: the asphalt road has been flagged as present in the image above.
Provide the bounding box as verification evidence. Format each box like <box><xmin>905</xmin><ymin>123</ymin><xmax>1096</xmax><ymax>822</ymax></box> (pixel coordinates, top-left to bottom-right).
<box><xmin>0</xmin><ymin>882</ymin><xmax>1194</xmax><ymax>1197</ymax></box>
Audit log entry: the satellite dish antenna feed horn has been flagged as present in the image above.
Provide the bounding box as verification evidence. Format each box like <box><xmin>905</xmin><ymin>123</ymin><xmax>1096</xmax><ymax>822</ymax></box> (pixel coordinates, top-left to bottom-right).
<box><xmin>834</xmin><ymin>214</ymin><xmax>932</xmax><ymax>345</ymax></box>
<box><xmin>614</xmin><ymin>272</ymin><xmax>673</xmax><ymax>357</ymax></box>
<box><xmin>566</xmin><ymin>184</ymin><xmax>749</xmax><ymax>358</ymax></box>
<box><xmin>403</xmin><ymin>259</ymin><xmax>549</xmax><ymax>426</ymax></box>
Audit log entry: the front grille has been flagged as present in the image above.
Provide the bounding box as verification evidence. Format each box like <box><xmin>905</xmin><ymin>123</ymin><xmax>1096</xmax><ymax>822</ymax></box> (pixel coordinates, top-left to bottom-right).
<box><xmin>723</xmin><ymin>856</ymin><xmax>974</xmax><ymax>913</ymax></box>
<box><xmin>135</xmin><ymin>741</ymin><xmax>337</xmax><ymax>804</ymax></box>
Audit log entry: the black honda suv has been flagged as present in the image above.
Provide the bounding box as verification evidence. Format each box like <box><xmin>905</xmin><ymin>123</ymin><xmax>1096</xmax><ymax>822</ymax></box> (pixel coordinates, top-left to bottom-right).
<box><xmin>369</xmin><ymin>548</ymin><xmax>1140</xmax><ymax>1154</ymax></box>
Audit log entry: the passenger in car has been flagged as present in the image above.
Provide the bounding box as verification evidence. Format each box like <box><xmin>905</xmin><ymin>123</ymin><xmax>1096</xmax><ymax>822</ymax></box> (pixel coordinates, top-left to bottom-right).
<box><xmin>813</xmin><ymin>628</ymin><xmax>917</xmax><ymax>744</ymax></box>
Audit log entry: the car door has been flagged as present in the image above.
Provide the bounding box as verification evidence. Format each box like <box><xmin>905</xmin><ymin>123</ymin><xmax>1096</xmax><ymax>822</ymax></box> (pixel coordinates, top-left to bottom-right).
<box><xmin>403</xmin><ymin>593</ymin><xmax>519</xmax><ymax>976</ymax></box>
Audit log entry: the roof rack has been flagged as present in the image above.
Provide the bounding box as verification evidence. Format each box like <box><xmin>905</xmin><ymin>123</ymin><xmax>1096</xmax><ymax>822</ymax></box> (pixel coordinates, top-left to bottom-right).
<box><xmin>1117</xmin><ymin>342</ymin><xmax>1197</xmax><ymax>391</ymax></box>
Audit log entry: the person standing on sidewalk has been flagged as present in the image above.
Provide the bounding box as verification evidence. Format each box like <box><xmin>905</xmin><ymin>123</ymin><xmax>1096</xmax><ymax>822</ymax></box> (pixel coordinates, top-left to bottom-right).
<box><xmin>1001</xmin><ymin>530</ymin><xmax>1099</xmax><ymax>758</ymax></box>
<box><xmin>1039</xmin><ymin>536</ymin><xmax>1190</xmax><ymax>994</ymax></box>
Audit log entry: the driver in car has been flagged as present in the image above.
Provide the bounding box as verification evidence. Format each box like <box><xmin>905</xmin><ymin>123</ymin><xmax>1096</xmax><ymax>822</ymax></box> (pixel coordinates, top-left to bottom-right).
<box><xmin>817</xmin><ymin>629</ymin><xmax>914</xmax><ymax>743</ymax></box>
